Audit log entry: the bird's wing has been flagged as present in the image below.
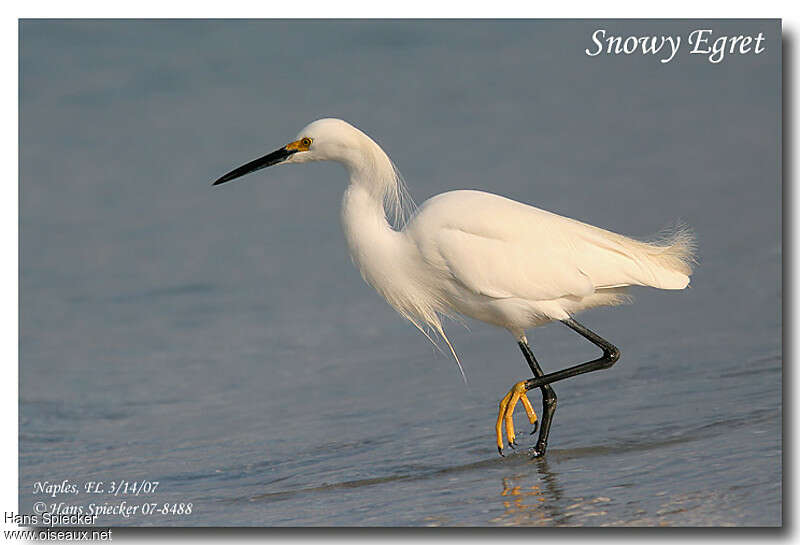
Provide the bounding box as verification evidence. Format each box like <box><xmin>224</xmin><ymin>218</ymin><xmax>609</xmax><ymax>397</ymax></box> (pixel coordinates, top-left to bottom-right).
<box><xmin>432</xmin><ymin>226</ymin><xmax>597</xmax><ymax>301</ymax></box>
<box><xmin>409</xmin><ymin>190</ymin><xmax>684</xmax><ymax>302</ymax></box>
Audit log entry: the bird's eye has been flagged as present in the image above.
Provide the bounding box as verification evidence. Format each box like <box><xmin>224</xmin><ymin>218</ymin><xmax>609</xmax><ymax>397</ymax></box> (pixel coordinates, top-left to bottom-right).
<box><xmin>301</xmin><ymin>137</ymin><xmax>312</xmax><ymax>148</ymax></box>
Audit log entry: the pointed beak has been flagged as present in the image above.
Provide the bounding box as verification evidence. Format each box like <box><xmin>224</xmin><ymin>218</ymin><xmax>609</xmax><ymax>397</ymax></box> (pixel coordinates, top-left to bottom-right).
<box><xmin>212</xmin><ymin>146</ymin><xmax>297</xmax><ymax>186</ymax></box>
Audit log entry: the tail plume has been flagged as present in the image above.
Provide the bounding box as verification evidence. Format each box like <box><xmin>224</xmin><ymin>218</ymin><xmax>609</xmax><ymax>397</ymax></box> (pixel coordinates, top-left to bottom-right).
<box><xmin>645</xmin><ymin>222</ymin><xmax>697</xmax><ymax>282</ymax></box>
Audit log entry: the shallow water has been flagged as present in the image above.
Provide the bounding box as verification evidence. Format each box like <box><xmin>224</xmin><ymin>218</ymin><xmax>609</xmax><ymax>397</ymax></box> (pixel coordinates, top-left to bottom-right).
<box><xmin>20</xmin><ymin>20</ymin><xmax>781</xmax><ymax>526</ymax></box>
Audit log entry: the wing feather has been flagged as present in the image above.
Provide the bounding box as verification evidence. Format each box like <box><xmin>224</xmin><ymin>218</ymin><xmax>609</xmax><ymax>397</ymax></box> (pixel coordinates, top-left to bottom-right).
<box><xmin>407</xmin><ymin>190</ymin><xmax>691</xmax><ymax>302</ymax></box>
<box><xmin>434</xmin><ymin>227</ymin><xmax>595</xmax><ymax>300</ymax></box>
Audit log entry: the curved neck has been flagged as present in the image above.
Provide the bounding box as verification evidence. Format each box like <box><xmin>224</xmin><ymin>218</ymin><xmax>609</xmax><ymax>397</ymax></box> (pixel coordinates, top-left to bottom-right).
<box><xmin>339</xmin><ymin>159</ymin><xmax>417</xmax><ymax>314</ymax></box>
<box><xmin>341</xmin><ymin>183</ymin><xmax>398</xmax><ymax>267</ymax></box>
<box><xmin>336</xmin><ymin>132</ymin><xmax>408</xmax><ymax>227</ymax></box>
<box><xmin>336</xmin><ymin>136</ymin><xmax>414</xmax><ymax>294</ymax></box>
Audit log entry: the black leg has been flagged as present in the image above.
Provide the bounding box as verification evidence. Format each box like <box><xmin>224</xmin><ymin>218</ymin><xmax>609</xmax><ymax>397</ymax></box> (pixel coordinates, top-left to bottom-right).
<box><xmin>518</xmin><ymin>341</ymin><xmax>557</xmax><ymax>457</ymax></box>
<box><xmin>517</xmin><ymin>318</ymin><xmax>619</xmax><ymax>457</ymax></box>
<box><xmin>524</xmin><ymin>317</ymin><xmax>620</xmax><ymax>395</ymax></box>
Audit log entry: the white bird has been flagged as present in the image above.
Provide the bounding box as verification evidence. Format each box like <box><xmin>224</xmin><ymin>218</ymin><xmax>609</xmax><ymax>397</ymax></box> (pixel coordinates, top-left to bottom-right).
<box><xmin>213</xmin><ymin>118</ymin><xmax>695</xmax><ymax>457</ymax></box>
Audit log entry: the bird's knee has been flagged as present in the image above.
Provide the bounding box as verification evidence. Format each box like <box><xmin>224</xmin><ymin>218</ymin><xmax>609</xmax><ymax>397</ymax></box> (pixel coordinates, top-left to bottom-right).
<box><xmin>604</xmin><ymin>345</ymin><xmax>621</xmax><ymax>365</ymax></box>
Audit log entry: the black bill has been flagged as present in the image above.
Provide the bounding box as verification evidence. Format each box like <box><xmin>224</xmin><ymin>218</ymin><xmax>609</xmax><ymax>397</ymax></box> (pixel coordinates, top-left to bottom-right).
<box><xmin>212</xmin><ymin>147</ymin><xmax>297</xmax><ymax>186</ymax></box>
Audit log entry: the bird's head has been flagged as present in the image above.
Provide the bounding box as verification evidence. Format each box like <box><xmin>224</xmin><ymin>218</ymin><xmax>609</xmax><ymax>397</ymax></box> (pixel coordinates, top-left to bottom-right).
<box><xmin>212</xmin><ymin>118</ymin><xmax>372</xmax><ymax>186</ymax></box>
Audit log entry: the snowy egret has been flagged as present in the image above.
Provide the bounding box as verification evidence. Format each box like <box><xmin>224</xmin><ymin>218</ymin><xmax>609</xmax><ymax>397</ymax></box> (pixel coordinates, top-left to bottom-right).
<box><xmin>213</xmin><ymin>118</ymin><xmax>695</xmax><ymax>457</ymax></box>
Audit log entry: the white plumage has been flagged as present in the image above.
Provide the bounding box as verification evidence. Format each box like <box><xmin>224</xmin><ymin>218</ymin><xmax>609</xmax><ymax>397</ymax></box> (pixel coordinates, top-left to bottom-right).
<box><xmin>406</xmin><ymin>190</ymin><xmax>693</xmax><ymax>332</ymax></box>
<box><xmin>282</xmin><ymin>119</ymin><xmax>695</xmax><ymax>352</ymax></box>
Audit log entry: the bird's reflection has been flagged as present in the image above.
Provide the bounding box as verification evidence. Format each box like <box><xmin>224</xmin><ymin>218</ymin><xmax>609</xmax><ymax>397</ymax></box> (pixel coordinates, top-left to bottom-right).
<box><xmin>492</xmin><ymin>455</ymin><xmax>565</xmax><ymax>526</ymax></box>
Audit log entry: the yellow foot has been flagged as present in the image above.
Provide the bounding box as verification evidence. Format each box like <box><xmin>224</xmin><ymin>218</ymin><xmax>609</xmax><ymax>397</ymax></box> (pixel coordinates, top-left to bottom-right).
<box><xmin>496</xmin><ymin>381</ymin><xmax>538</xmax><ymax>456</ymax></box>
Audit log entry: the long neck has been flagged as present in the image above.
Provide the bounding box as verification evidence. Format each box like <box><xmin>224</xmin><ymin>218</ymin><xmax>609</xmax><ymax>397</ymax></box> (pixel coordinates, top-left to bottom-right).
<box><xmin>339</xmin><ymin>158</ymin><xmax>459</xmax><ymax>380</ymax></box>
<box><xmin>337</xmin><ymin>142</ymin><xmax>457</xmax><ymax>377</ymax></box>
<box><xmin>338</xmin><ymin>134</ymin><xmax>407</xmax><ymax>258</ymax></box>
<box><xmin>341</xmin><ymin>179</ymin><xmax>405</xmax><ymax>287</ymax></box>
<box><xmin>336</xmin><ymin>133</ymin><xmax>416</xmax><ymax>301</ymax></box>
